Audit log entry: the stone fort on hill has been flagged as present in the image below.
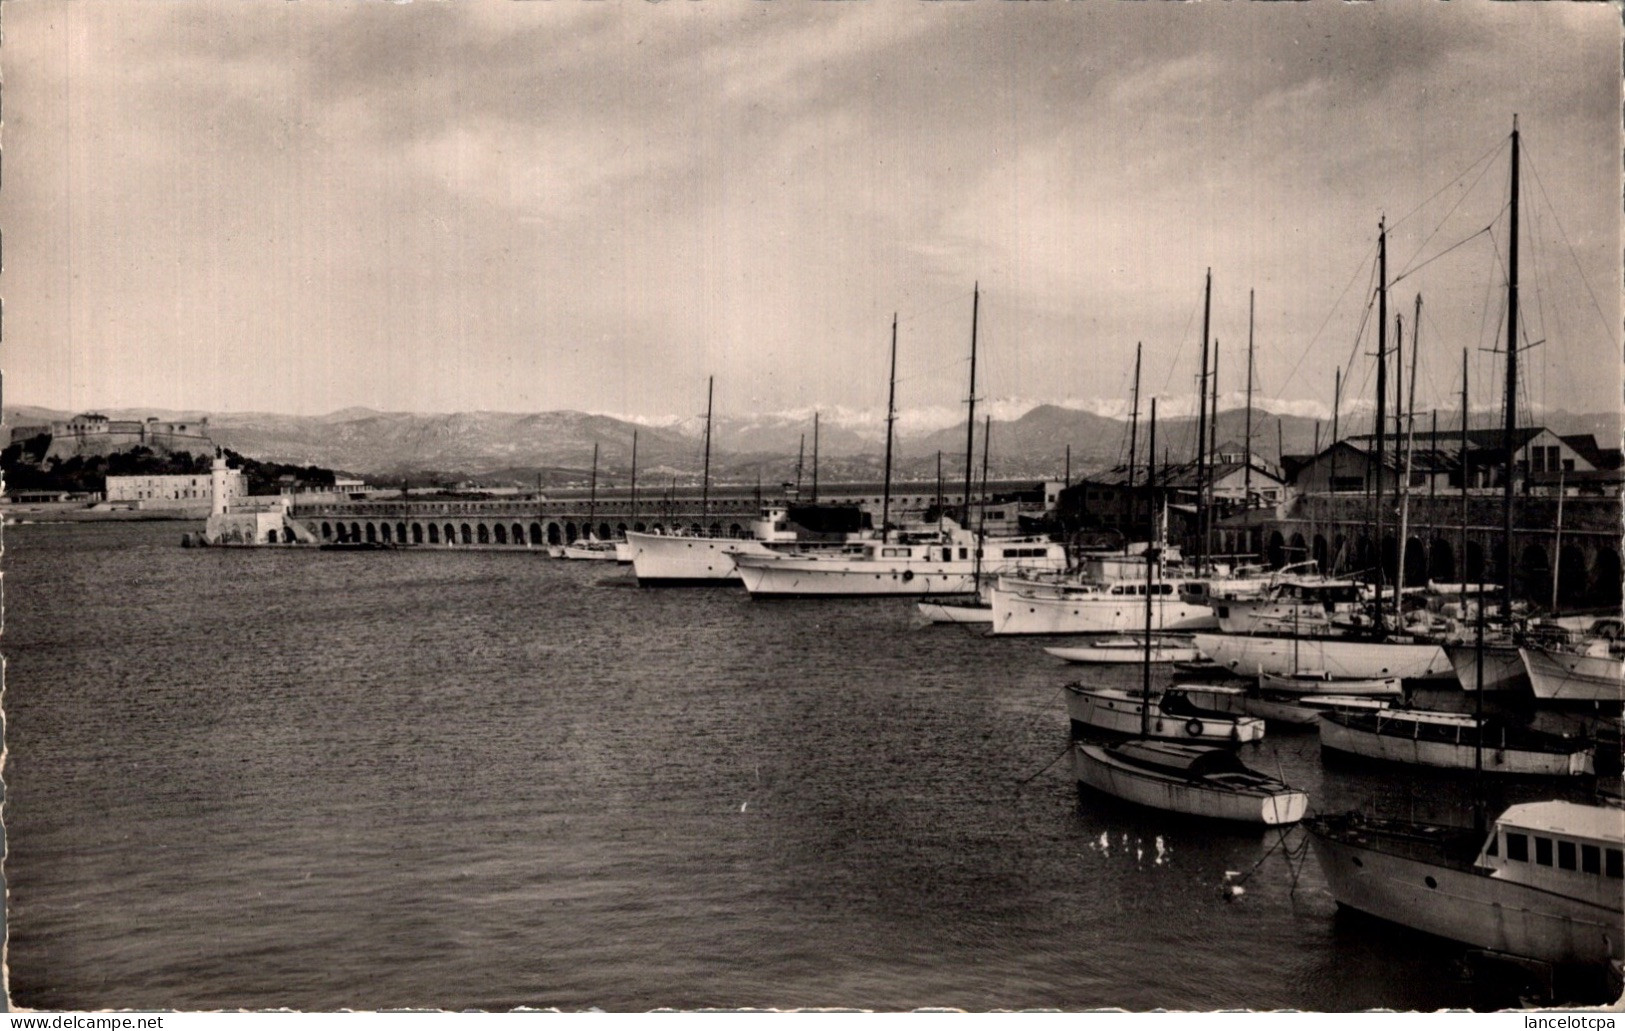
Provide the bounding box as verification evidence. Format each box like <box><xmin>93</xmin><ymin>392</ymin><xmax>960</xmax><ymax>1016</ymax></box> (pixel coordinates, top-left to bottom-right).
<box><xmin>8</xmin><ymin>412</ymin><xmax>216</xmax><ymax>462</ymax></box>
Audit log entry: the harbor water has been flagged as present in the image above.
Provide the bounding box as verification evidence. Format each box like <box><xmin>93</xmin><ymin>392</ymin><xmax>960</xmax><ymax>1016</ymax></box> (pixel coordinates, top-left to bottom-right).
<box><xmin>2</xmin><ymin>522</ymin><xmax>1607</xmax><ymax>1011</ymax></box>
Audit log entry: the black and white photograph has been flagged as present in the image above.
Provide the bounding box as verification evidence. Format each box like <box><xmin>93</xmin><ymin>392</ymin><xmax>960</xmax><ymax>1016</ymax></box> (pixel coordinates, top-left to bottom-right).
<box><xmin>1</xmin><ymin>0</ymin><xmax>1621</xmax><ymax>1014</ymax></box>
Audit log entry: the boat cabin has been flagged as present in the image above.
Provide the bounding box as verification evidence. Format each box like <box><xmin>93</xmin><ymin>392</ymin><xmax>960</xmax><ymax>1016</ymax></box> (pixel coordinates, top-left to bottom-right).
<box><xmin>1269</xmin><ymin>579</ymin><xmax>1362</xmax><ymax>608</ymax></box>
<box><xmin>1476</xmin><ymin>801</ymin><xmax>1625</xmax><ymax>910</ymax></box>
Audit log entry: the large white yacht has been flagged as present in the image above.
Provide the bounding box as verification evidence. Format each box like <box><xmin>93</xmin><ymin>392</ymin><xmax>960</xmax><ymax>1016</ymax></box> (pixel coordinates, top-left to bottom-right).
<box><xmin>730</xmin><ymin>521</ymin><xmax>1066</xmax><ymax>598</ymax></box>
<box><xmin>625</xmin><ymin>502</ymin><xmax>869</xmax><ymax>586</ymax></box>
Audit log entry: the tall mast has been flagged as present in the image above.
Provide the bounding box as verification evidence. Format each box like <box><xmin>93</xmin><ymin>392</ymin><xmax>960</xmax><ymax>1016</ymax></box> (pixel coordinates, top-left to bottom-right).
<box><xmin>1064</xmin><ymin>444</ymin><xmax>1071</xmax><ymax>489</ymax></box>
<box><xmin>811</xmin><ymin>411</ymin><xmax>820</xmax><ymax>502</ymax></box>
<box><xmin>795</xmin><ymin>434</ymin><xmax>805</xmax><ymax>497</ymax></box>
<box><xmin>1245</xmin><ymin>290</ymin><xmax>1255</xmax><ymax>506</ymax></box>
<box><xmin>1461</xmin><ymin>348</ymin><xmax>1470</xmax><ymax>589</ymax></box>
<box><xmin>1207</xmin><ymin>337</ymin><xmax>1220</xmax><ymax>561</ymax></box>
<box><xmin>1396</xmin><ymin>296</ymin><xmax>1422</xmax><ymax>626</ymax></box>
<box><xmin>935</xmin><ymin>451</ymin><xmax>943</xmax><ymax>528</ymax></box>
<box><xmin>881</xmin><ymin>314</ymin><xmax>898</xmax><ymax>544</ymax></box>
<box><xmin>1128</xmin><ymin>342</ymin><xmax>1141</xmax><ymax>551</ymax></box>
<box><xmin>974</xmin><ymin>414</ymin><xmax>991</xmax><ymax>587</ymax></box>
<box><xmin>630</xmin><ymin>429</ymin><xmax>639</xmax><ymax>528</ymax></box>
<box><xmin>962</xmin><ymin>283</ymin><xmax>980</xmax><ymax>529</ymax></box>
<box><xmin>1501</xmin><ymin>117</ymin><xmax>1520</xmax><ymax>621</ymax></box>
<box><xmin>1330</xmin><ymin>365</ymin><xmax>1341</xmax><ymax>561</ymax></box>
<box><xmin>587</xmin><ymin>442</ymin><xmax>599</xmax><ymax>533</ymax></box>
<box><xmin>1374</xmin><ymin>218</ymin><xmax>1389</xmax><ymax>618</ymax></box>
<box><xmin>1141</xmin><ymin>395</ymin><xmax>1158</xmax><ymax>737</ymax></box>
<box><xmin>1194</xmin><ymin>269</ymin><xmax>1212</xmax><ymax>570</ymax></box>
<box><xmin>701</xmin><ymin>375</ymin><xmax>714</xmax><ymax>523</ymax></box>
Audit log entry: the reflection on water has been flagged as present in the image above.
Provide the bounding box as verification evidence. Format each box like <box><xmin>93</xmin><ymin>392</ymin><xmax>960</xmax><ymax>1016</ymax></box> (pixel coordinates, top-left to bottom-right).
<box><xmin>2</xmin><ymin>522</ymin><xmax>1609</xmax><ymax>1010</ymax></box>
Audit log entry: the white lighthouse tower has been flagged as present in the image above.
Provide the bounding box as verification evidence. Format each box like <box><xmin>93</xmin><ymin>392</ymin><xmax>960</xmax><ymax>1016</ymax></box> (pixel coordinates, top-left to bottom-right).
<box><xmin>210</xmin><ymin>447</ymin><xmax>231</xmax><ymax>517</ymax></box>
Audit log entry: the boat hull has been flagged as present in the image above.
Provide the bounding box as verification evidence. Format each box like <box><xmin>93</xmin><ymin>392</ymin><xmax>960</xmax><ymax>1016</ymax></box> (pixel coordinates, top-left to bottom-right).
<box><xmin>1176</xmin><ymin>684</ymin><xmax>1390</xmax><ymax>727</ymax></box>
<box><xmin>991</xmin><ymin>589</ymin><xmax>1217</xmax><ymax>636</ymax></box>
<box><xmin>1308</xmin><ymin>826</ymin><xmax>1623</xmax><ymax>968</ymax></box>
<box><xmin>1317</xmin><ymin>714</ymin><xmax>1594</xmax><ymax>776</ymax></box>
<box><xmin>1521</xmin><ymin>647</ymin><xmax>1624</xmax><ymax>703</ymax></box>
<box><xmin>1444</xmin><ymin>642</ymin><xmax>1529</xmax><ymax>693</ymax></box>
<box><xmin>626</xmin><ymin>531</ymin><xmax>763</xmax><ymax>584</ymax></box>
<box><xmin>1063</xmin><ymin>686</ymin><xmax>1265</xmax><ymax>744</ymax></box>
<box><xmin>1257</xmin><ymin>671</ymin><xmax>1403</xmax><ymax>697</ymax></box>
<box><xmin>1073</xmin><ymin>744</ymin><xmax>1306</xmax><ymax>825</ymax></box>
<box><xmin>916</xmin><ymin>601</ymin><xmax>993</xmax><ymax>624</ymax></box>
<box><xmin>1193</xmin><ymin>633</ymin><xmax>1451</xmax><ymax>680</ymax></box>
<box><xmin>1045</xmin><ymin>642</ymin><xmax>1201</xmax><ymax>664</ymax></box>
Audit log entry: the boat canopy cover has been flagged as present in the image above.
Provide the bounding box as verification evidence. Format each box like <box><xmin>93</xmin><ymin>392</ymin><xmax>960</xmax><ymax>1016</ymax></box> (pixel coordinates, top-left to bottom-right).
<box><xmin>1109</xmin><ymin>740</ymin><xmax>1248</xmax><ymax>778</ymax></box>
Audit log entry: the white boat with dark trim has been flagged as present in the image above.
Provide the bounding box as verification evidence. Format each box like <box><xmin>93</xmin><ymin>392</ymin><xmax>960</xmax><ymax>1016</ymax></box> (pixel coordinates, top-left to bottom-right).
<box><xmin>1045</xmin><ymin>637</ymin><xmax>1200</xmax><ymax>664</ymax></box>
<box><xmin>1192</xmin><ymin>631</ymin><xmax>1451</xmax><ymax>680</ymax></box>
<box><xmin>1317</xmin><ymin>709</ymin><xmax>1594</xmax><ymax>776</ymax></box>
<box><xmin>732</xmin><ymin>526</ymin><xmax>1065</xmax><ymax>598</ymax></box>
<box><xmin>1257</xmin><ymin>670</ymin><xmax>1403</xmax><ymax>697</ymax></box>
<box><xmin>1176</xmin><ymin>683</ymin><xmax>1392</xmax><ymax>727</ymax></box>
<box><xmin>1307</xmin><ymin>801</ymin><xmax>1624</xmax><ymax>970</ymax></box>
<box><xmin>1521</xmin><ymin>625</ymin><xmax>1625</xmax><ymax>703</ymax></box>
<box><xmin>560</xmin><ymin>536</ymin><xmax>620</xmax><ymax>561</ymax></box>
<box><xmin>1212</xmin><ymin>570</ymin><xmax>1366</xmax><ymax>634</ymax></box>
<box><xmin>1072</xmin><ymin>739</ymin><xmax>1307</xmax><ymax>826</ymax></box>
<box><xmin>1062</xmin><ymin>683</ymin><xmax>1265</xmax><ymax>744</ymax></box>
<box><xmin>990</xmin><ymin>577</ymin><xmax>1217</xmax><ymax>636</ymax></box>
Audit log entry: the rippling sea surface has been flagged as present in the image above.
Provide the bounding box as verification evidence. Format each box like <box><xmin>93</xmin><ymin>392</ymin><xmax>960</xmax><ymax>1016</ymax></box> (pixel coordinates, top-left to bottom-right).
<box><xmin>3</xmin><ymin>522</ymin><xmax>1607</xmax><ymax>1011</ymax></box>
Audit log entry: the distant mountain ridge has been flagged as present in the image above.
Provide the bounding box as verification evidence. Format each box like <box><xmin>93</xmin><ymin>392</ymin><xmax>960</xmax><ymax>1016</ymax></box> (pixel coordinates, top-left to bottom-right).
<box><xmin>5</xmin><ymin>403</ymin><xmax>1617</xmax><ymax>487</ymax></box>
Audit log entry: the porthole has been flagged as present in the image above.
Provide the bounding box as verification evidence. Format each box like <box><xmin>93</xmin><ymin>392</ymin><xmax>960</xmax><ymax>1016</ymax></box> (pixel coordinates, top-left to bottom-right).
<box><xmin>1424</xmin><ymin>876</ymin><xmax>1438</xmax><ymax>889</ymax></box>
<box><xmin>1351</xmin><ymin>856</ymin><xmax>1363</xmax><ymax>868</ymax></box>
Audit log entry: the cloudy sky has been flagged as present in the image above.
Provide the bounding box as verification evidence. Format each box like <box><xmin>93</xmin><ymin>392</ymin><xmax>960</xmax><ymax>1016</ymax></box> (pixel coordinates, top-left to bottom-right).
<box><xmin>4</xmin><ymin>0</ymin><xmax>1618</xmax><ymax>428</ymax></box>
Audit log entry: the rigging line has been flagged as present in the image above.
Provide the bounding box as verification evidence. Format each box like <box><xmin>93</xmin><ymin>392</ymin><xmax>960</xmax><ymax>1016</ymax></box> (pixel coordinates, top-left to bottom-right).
<box><xmin>1393</xmin><ymin>146</ymin><xmax>1505</xmax><ymax>279</ymax></box>
<box><xmin>1277</xmin><ymin>239</ymin><xmax>1379</xmax><ymax>398</ymax></box>
<box><xmin>1388</xmin><ymin>134</ymin><xmax>1507</xmax><ymax>235</ymax></box>
<box><xmin>1524</xmin><ymin>141</ymin><xmax>1619</xmax><ymax>347</ymax></box>
<box><xmin>1391</xmin><ymin>223</ymin><xmax>1497</xmax><ymax>287</ymax></box>
<box><xmin>896</xmin><ymin>286</ymin><xmax>976</xmax><ymax>327</ymax></box>
<box><xmin>1158</xmin><ymin>288</ymin><xmax>1205</xmax><ymax>396</ymax></box>
<box><xmin>1335</xmin><ymin>262</ymin><xmax>1381</xmax><ymax>407</ymax></box>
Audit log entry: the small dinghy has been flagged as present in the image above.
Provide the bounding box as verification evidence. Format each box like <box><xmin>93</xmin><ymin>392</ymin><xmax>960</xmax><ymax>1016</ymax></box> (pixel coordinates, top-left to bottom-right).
<box><xmin>1257</xmin><ymin>670</ymin><xmax>1403</xmax><ymax>697</ymax></box>
<box><xmin>1046</xmin><ymin>637</ymin><xmax>1200</xmax><ymax>665</ymax></box>
<box><xmin>1175</xmin><ymin>683</ymin><xmax>1392</xmax><ymax>728</ymax></box>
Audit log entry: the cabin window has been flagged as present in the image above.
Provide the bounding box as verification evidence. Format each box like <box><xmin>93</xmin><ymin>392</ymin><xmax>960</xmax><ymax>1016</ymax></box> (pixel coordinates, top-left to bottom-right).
<box><xmin>1534</xmin><ymin>837</ymin><xmax>1553</xmax><ymax>867</ymax></box>
<box><xmin>882</xmin><ymin>547</ymin><xmax>906</xmax><ymax>558</ymax></box>
<box><xmin>943</xmin><ymin>548</ymin><xmax>952</xmax><ymax>561</ymax></box>
<box><xmin>1110</xmin><ymin>586</ymin><xmax>1124</xmax><ymax>596</ymax></box>
<box><xmin>1505</xmin><ymin>833</ymin><xmax>1529</xmax><ymax>862</ymax></box>
<box><xmin>1557</xmin><ymin>840</ymin><xmax>1577</xmax><ymax>871</ymax></box>
<box><xmin>1159</xmin><ymin>584</ymin><xmax>1173</xmax><ymax>595</ymax></box>
<box><xmin>1582</xmin><ymin>844</ymin><xmax>1601</xmax><ymax>874</ymax></box>
<box><xmin>959</xmin><ymin>549</ymin><xmax>968</xmax><ymax>560</ymax></box>
<box><xmin>1607</xmin><ymin>848</ymin><xmax>1623</xmax><ymax>879</ymax></box>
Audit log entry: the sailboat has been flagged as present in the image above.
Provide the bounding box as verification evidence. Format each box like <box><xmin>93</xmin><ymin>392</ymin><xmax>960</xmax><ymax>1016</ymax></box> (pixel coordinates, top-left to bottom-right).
<box><xmin>916</xmin><ymin>415</ymin><xmax>997</xmax><ymax>624</ymax></box>
<box><xmin>1069</xmin><ymin>397</ymin><xmax>1306</xmax><ymax>825</ymax></box>
<box><xmin>1520</xmin><ymin>620</ymin><xmax>1625</xmax><ymax>703</ymax></box>
<box><xmin>561</xmin><ymin>443</ymin><xmax>619</xmax><ymax>561</ymax></box>
<box><xmin>1311</xmin><ymin>120</ymin><xmax>1599</xmax><ymax>782</ymax></box>
<box><xmin>734</xmin><ymin>295</ymin><xmax>1066</xmax><ymax>598</ymax></box>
